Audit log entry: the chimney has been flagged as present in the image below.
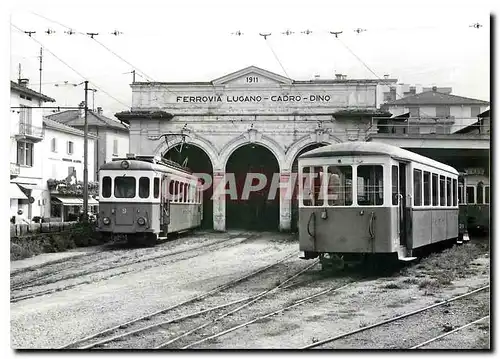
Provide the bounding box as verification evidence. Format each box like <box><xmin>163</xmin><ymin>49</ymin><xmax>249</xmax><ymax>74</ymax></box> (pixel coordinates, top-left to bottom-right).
<box><xmin>384</xmin><ymin>74</ymin><xmax>390</xmax><ymax>80</ymax></box>
<box><xmin>97</xmin><ymin>107</ymin><xmax>103</xmax><ymax>115</ymax></box>
<box><xmin>18</xmin><ymin>78</ymin><xmax>29</xmax><ymax>87</ymax></box>
<box><xmin>342</xmin><ymin>75</ymin><xmax>347</xmax><ymax>80</ymax></box>
<box><xmin>432</xmin><ymin>86</ymin><xmax>437</xmax><ymax>92</ymax></box>
<box><xmin>78</xmin><ymin>101</ymin><xmax>85</xmax><ymax>118</ymax></box>
<box><xmin>335</xmin><ymin>74</ymin><xmax>343</xmax><ymax>80</ymax></box>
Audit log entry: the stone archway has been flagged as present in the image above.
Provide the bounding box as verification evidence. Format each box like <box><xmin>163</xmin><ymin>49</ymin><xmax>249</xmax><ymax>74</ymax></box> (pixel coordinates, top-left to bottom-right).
<box><xmin>219</xmin><ymin>130</ymin><xmax>285</xmax><ymax>172</ymax></box>
<box><xmin>225</xmin><ymin>143</ymin><xmax>281</xmax><ymax>231</ymax></box>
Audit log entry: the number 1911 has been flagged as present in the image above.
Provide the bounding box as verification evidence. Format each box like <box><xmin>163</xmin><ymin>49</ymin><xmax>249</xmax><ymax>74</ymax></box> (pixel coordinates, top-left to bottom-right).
<box><xmin>246</xmin><ymin>76</ymin><xmax>259</xmax><ymax>83</ymax></box>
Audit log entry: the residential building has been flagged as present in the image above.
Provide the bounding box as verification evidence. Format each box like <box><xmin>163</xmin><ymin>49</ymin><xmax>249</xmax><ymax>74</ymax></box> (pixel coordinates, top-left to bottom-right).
<box><xmin>377</xmin><ymin>87</ymin><xmax>489</xmax><ymax>135</ymax></box>
<box><xmin>376</xmin><ymin>77</ymin><xmax>452</xmax><ymax>106</ymax></box>
<box><xmin>42</xmin><ymin>118</ymin><xmax>98</xmax><ymax>222</ymax></box>
<box><xmin>10</xmin><ymin>79</ymin><xmax>55</xmax><ymax>221</ymax></box>
<box><xmin>47</xmin><ymin>105</ymin><xmax>129</xmax><ymax>180</ymax></box>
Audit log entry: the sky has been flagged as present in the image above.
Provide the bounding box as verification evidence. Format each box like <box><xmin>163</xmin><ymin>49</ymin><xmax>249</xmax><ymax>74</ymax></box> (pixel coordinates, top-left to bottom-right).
<box><xmin>5</xmin><ymin>0</ymin><xmax>494</xmax><ymax>120</ymax></box>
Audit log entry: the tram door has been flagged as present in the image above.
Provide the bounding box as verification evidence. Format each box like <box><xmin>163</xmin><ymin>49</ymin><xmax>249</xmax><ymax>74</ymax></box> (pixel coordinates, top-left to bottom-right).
<box><xmin>398</xmin><ymin>162</ymin><xmax>409</xmax><ymax>247</ymax></box>
<box><xmin>160</xmin><ymin>175</ymin><xmax>170</xmax><ymax>233</ymax></box>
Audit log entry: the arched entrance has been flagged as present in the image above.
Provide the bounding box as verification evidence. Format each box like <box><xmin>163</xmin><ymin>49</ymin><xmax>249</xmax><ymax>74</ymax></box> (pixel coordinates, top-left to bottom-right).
<box><xmin>291</xmin><ymin>143</ymin><xmax>327</xmax><ymax>232</ymax></box>
<box><xmin>225</xmin><ymin>144</ymin><xmax>280</xmax><ymax>230</ymax></box>
<box><xmin>164</xmin><ymin>144</ymin><xmax>214</xmax><ymax>229</ymax></box>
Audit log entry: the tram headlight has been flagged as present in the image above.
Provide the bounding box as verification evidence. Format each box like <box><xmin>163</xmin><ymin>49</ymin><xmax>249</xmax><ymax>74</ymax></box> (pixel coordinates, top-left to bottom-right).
<box><xmin>137</xmin><ymin>217</ymin><xmax>146</xmax><ymax>226</ymax></box>
<box><xmin>103</xmin><ymin>217</ymin><xmax>111</xmax><ymax>225</ymax></box>
<box><xmin>121</xmin><ymin>160</ymin><xmax>130</xmax><ymax>169</ymax></box>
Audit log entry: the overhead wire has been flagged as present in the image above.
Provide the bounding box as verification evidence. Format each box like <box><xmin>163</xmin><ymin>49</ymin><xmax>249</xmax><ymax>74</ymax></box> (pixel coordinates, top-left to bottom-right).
<box><xmin>11</xmin><ymin>23</ymin><xmax>131</xmax><ymax>110</ymax></box>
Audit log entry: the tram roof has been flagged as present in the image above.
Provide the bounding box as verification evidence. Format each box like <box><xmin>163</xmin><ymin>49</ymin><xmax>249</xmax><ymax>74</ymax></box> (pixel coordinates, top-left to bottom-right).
<box><xmin>299</xmin><ymin>142</ymin><xmax>458</xmax><ymax>174</ymax></box>
<box><xmin>100</xmin><ymin>157</ymin><xmax>194</xmax><ymax>176</ymax></box>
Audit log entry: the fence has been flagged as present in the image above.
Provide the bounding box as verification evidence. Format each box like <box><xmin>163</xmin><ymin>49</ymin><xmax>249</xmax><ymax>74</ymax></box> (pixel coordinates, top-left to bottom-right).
<box><xmin>10</xmin><ymin>221</ymin><xmax>78</xmax><ymax>238</ymax></box>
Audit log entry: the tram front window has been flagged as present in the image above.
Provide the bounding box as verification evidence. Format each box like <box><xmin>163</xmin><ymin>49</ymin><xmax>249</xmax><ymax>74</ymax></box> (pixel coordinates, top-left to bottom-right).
<box><xmin>357</xmin><ymin>165</ymin><xmax>384</xmax><ymax>206</ymax></box>
<box><xmin>327</xmin><ymin>166</ymin><xmax>353</xmax><ymax>206</ymax></box>
<box><xmin>114</xmin><ymin>177</ymin><xmax>136</xmax><ymax>198</ymax></box>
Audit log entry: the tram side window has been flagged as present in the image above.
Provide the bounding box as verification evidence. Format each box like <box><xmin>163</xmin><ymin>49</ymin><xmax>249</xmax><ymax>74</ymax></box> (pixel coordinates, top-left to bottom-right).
<box><xmin>183</xmin><ymin>183</ymin><xmax>188</xmax><ymax>203</ymax></box>
<box><xmin>476</xmin><ymin>183</ymin><xmax>484</xmax><ymax>204</ymax></box>
<box><xmin>446</xmin><ymin>178</ymin><xmax>452</xmax><ymax>206</ymax></box>
<box><xmin>169</xmin><ymin>181</ymin><xmax>174</xmax><ymax>201</ymax></box>
<box><xmin>458</xmin><ymin>184</ymin><xmax>464</xmax><ymax>204</ymax></box>
<box><xmin>452</xmin><ymin>179</ymin><xmax>457</xmax><ymax>206</ymax></box>
<box><xmin>466</xmin><ymin>186</ymin><xmax>475</xmax><ymax>204</ymax></box>
<box><xmin>327</xmin><ymin>166</ymin><xmax>352</xmax><ymax>206</ymax></box>
<box><xmin>485</xmin><ymin>186</ymin><xmax>490</xmax><ymax>204</ymax></box>
<box><xmin>114</xmin><ymin>177</ymin><xmax>136</xmax><ymax>198</ymax></box>
<box><xmin>391</xmin><ymin>165</ymin><xmax>398</xmax><ymax>205</ymax></box>
<box><xmin>302</xmin><ymin>166</ymin><xmax>324</xmax><ymax>206</ymax></box>
<box><xmin>413</xmin><ymin>169</ymin><xmax>422</xmax><ymax>206</ymax></box>
<box><xmin>357</xmin><ymin>165</ymin><xmax>383</xmax><ymax>206</ymax></box>
<box><xmin>423</xmin><ymin>171</ymin><xmax>431</xmax><ymax>206</ymax></box>
<box><xmin>139</xmin><ymin>177</ymin><xmax>150</xmax><ymax>199</ymax></box>
<box><xmin>439</xmin><ymin>175</ymin><xmax>446</xmax><ymax>206</ymax></box>
<box><xmin>432</xmin><ymin>174</ymin><xmax>438</xmax><ymax>206</ymax></box>
<box><xmin>102</xmin><ymin>176</ymin><xmax>112</xmax><ymax>198</ymax></box>
<box><xmin>154</xmin><ymin>178</ymin><xmax>160</xmax><ymax>199</ymax></box>
<box><xmin>173</xmin><ymin>181</ymin><xmax>179</xmax><ymax>202</ymax></box>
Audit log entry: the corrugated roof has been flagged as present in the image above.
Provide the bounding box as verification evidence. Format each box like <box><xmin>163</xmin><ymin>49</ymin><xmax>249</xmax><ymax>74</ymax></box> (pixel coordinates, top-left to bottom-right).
<box><xmin>47</xmin><ymin>110</ymin><xmax>129</xmax><ymax>131</ymax></box>
<box><xmin>10</xmin><ymin>81</ymin><xmax>56</xmax><ymax>102</ymax></box>
<box><xmin>383</xmin><ymin>90</ymin><xmax>489</xmax><ymax>106</ymax></box>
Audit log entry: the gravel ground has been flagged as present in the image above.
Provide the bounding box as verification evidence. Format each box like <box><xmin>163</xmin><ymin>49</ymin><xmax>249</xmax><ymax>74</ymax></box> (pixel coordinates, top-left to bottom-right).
<box><xmin>11</xmin><ymin>231</ymin><xmax>297</xmax><ymax>348</ymax></box>
<box><xmin>194</xmin><ymin>241</ymin><xmax>490</xmax><ymax>349</ymax></box>
<box><xmin>11</xmin><ymin>233</ymin><xmax>490</xmax><ymax>350</ymax></box>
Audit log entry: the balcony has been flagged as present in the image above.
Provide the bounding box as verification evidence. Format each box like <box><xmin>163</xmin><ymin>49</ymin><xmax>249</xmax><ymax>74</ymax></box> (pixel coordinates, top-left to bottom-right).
<box><xmin>10</xmin><ymin>163</ymin><xmax>20</xmax><ymax>178</ymax></box>
<box><xmin>15</xmin><ymin>123</ymin><xmax>45</xmax><ymax>141</ymax></box>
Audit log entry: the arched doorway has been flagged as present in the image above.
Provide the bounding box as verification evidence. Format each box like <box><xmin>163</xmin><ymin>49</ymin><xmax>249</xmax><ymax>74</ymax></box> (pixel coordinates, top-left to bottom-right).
<box><xmin>290</xmin><ymin>143</ymin><xmax>328</xmax><ymax>232</ymax></box>
<box><xmin>225</xmin><ymin>144</ymin><xmax>280</xmax><ymax>231</ymax></box>
<box><xmin>164</xmin><ymin>144</ymin><xmax>214</xmax><ymax>229</ymax></box>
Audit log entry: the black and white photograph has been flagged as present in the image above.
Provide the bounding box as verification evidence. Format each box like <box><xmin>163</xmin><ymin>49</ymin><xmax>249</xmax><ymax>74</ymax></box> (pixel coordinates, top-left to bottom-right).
<box><xmin>5</xmin><ymin>0</ymin><xmax>492</xmax><ymax>351</ymax></box>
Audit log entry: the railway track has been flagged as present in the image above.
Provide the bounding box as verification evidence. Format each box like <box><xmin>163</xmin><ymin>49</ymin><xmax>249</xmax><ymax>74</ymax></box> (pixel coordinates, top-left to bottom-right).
<box><xmin>59</xmin><ymin>251</ymin><xmax>304</xmax><ymax>349</ymax></box>
<box><xmin>301</xmin><ymin>285</ymin><xmax>490</xmax><ymax>350</ymax></box>
<box><xmin>11</xmin><ymin>231</ymin><xmax>262</xmax><ymax>303</ymax></box>
<box><xmin>10</xmin><ymin>230</ymin><xmax>224</xmax><ymax>286</ymax></box>
<box><xmin>410</xmin><ymin>315</ymin><xmax>490</xmax><ymax>349</ymax></box>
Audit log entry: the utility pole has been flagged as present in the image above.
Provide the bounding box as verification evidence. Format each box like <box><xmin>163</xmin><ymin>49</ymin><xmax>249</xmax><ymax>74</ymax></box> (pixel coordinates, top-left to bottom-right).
<box><xmin>39</xmin><ymin>47</ymin><xmax>43</xmax><ymax>94</ymax></box>
<box><xmin>83</xmin><ymin>80</ymin><xmax>89</xmax><ymax>223</ymax></box>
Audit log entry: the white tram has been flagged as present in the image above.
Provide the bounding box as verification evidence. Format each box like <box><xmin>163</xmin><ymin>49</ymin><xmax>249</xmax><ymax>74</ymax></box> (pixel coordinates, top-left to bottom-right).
<box><xmin>97</xmin><ymin>154</ymin><xmax>203</xmax><ymax>245</ymax></box>
<box><xmin>297</xmin><ymin>142</ymin><xmax>463</xmax><ymax>267</ymax></box>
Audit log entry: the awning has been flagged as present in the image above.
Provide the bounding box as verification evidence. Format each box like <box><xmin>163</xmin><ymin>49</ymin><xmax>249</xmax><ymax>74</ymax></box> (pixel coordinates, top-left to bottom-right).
<box><xmin>390</xmin><ymin>112</ymin><xmax>410</xmax><ymax>121</ymax></box>
<box><xmin>52</xmin><ymin>196</ymin><xmax>83</xmax><ymax>206</ymax></box>
<box><xmin>10</xmin><ymin>183</ymin><xmax>28</xmax><ymax>199</ymax></box>
<box><xmin>17</xmin><ymin>183</ymin><xmax>38</xmax><ymax>190</ymax></box>
<box><xmin>88</xmin><ymin>197</ymin><xmax>99</xmax><ymax>205</ymax></box>
<box><xmin>51</xmin><ymin>196</ymin><xmax>99</xmax><ymax>206</ymax></box>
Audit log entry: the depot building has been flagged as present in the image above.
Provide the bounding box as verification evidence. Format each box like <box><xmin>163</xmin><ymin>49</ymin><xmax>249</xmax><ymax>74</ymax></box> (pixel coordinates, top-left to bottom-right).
<box><xmin>116</xmin><ymin>66</ymin><xmax>392</xmax><ymax>232</ymax></box>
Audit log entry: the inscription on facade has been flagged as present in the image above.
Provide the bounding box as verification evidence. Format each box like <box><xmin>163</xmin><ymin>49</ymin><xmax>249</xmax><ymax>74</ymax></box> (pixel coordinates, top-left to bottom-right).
<box><xmin>175</xmin><ymin>94</ymin><xmax>331</xmax><ymax>103</ymax></box>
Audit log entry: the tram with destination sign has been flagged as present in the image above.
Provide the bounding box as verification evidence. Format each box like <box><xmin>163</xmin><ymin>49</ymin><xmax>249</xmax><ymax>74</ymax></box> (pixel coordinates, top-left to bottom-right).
<box><xmin>297</xmin><ymin>142</ymin><xmax>466</xmax><ymax>270</ymax></box>
<box><xmin>97</xmin><ymin>154</ymin><xmax>203</xmax><ymax>246</ymax></box>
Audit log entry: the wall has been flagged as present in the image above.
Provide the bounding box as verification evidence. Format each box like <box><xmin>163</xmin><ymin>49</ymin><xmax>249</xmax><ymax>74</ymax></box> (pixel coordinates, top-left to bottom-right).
<box><xmin>10</xmin><ymin>90</ymin><xmax>46</xmax><ymax>220</ymax></box>
<box><xmin>104</xmin><ymin>129</ymin><xmax>129</xmax><ymax>162</ymax></box>
<box><xmin>41</xmin><ymin>127</ymin><xmax>95</xmax><ymax>217</ymax></box>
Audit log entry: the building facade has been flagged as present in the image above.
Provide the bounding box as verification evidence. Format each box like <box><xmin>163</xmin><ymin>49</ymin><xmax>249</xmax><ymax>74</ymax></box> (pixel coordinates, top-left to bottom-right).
<box><xmin>42</xmin><ymin>118</ymin><xmax>98</xmax><ymax>222</ymax></box>
<box><xmin>378</xmin><ymin>87</ymin><xmax>490</xmax><ymax>135</ymax></box>
<box><xmin>118</xmin><ymin>66</ymin><xmax>393</xmax><ymax>232</ymax></box>
<box><xmin>10</xmin><ymin>80</ymin><xmax>55</xmax><ymax>221</ymax></box>
<box><xmin>47</xmin><ymin>106</ymin><xmax>129</xmax><ymax>180</ymax></box>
